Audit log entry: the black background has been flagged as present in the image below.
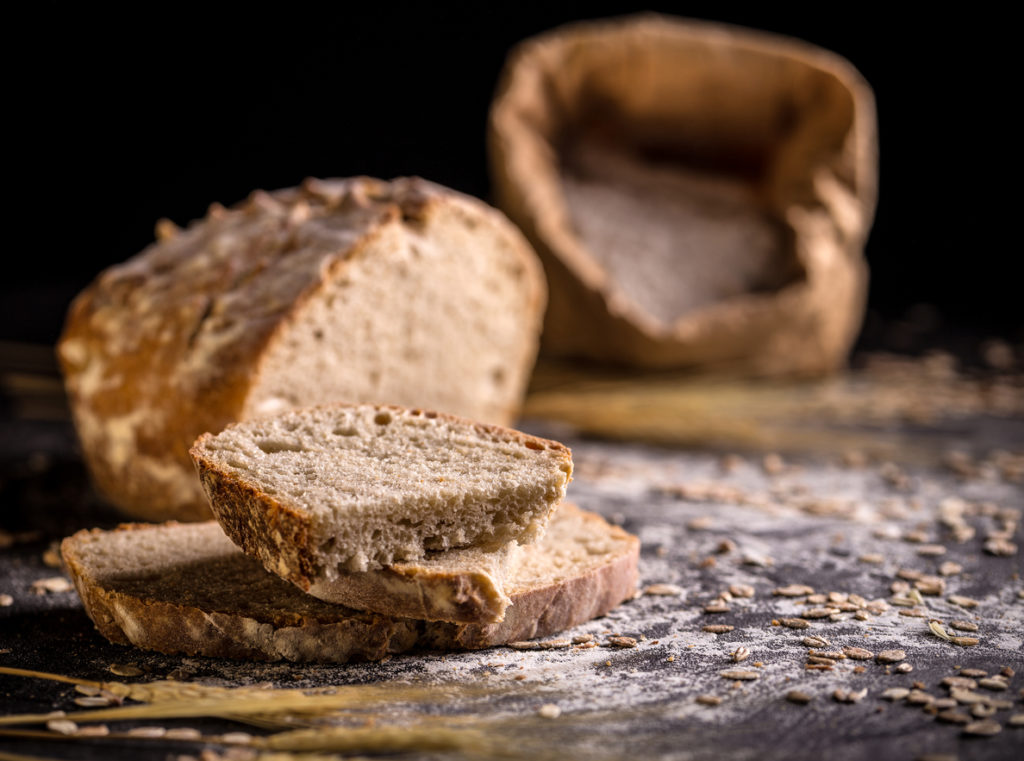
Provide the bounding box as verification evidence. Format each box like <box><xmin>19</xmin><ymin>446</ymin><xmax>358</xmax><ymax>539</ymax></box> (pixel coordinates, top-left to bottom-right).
<box><xmin>7</xmin><ymin>5</ymin><xmax>1019</xmax><ymax>348</ymax></box>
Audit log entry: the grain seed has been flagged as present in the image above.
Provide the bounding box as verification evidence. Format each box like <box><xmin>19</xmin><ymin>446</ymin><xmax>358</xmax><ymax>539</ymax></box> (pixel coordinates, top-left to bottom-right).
<box><xmin>731</xmin><ymin>646</ymin><xmax>750</xmax><ymax>663</ymax></box>
<box><xmin>729</xmin><ymin>584</ymin><xmax>755</xmax><ymax>598</ymax></box>
<box><xmin>607</xmin><ymin>636</ymin><xmax>637</xmax><ymax>648</ymax></box>
<box><xmin>539</xmin><ymin>639</ymin><xmax>571</xmax><ymax>649</ymax></box>
<box><xmin>876</xmin><ymin>650</ymin><xmax>906</xmax><ymax>664</ymax></box>
<box><xmin>1008</xmin><ymin>713</ymin><xmax>1024</xmax><ymax>726</ymax></box>
<box><xmin>906</xmin><ymin>690</ymin><xmax>934</xmax><ymax>706</ymax></box>
<box><xmin>950</xmin><ymin>636</ymin><xmax>979</xmax><ymax>647</ymax></box>
<box><xmin>538</xmin><ymin>704</ymin><xmax>561</xmax><ymax>719</ymax></box>
<box><xmin>899</xmin><ymin>609</ymin><xmax>928</xmax><ymax>618</ymax></box>
<box><xmin>936</xmin><ymin>709</ymin><xmax>971</xmax><ymax>724</ymax></box>
<box><xmin>932</xmin><ymin>698</ymin><xmax>957</xmax><ymax>709</ymax></box>
<box><xmin>774</xmin><ymin>584</ymin><xmax>815</xmax><ymax>597</ymax></box>
<box><xmin>881</xmin><ymin>687</ymin><xmax>910</xmax><ymax>701</ymax></box>
<box><xmin>30</xmin><ymin>577</ymin><xmax>72</xmax><ymax>595</ymax></box>
<box><xmin>73</xmin><ymin>696</ymin><xmax>113</xmax><ymax>707</ymax></box>
<box><xmin>808</xmin><ymin>650</ymin><xmax>846</xmax><ymax>660</ymax></box>
<box><xmin>127</xmin><ymin>727</ymin><xmax>167</xmax><ymax>738</ymax></box>
<box><xmin>644</xmin><ymin>583</ymin><xmax>684</xmax><ymax>596</ymax></box>
<box><xmin>950</xmin><ymin>620</ymin><xmax>979</xmax><ymax>632</ymax></box>
<box><xmin>929</xmin><ymin>621</ymin><xmax>952</xmax><ymax>641</ymax></box>
<box><xmin>75</xmin><ymin>725</ymin><xmax>110</xmax><ymax>737</ymax></box>
<box><xmin>896</xmin><ymin>663</ymin><xmax>914</xmax><ymax>673</ymax></box>
<box><xmin>786</xmin><ymin>690</ymin><xmax>812</xmax><ymax>704</ymax></box>
<box><xmin>915</xmin><ymin>578</ymin><xmax>946</xmax><ymax>596</ymax></box>
<box><xmin>942</xmin><ymin>676</ymin><xmax>978</xmax><ymax>689</ymax></box>
<box><xmin>948</xmin><ymin>595</ymin><xmax>980</xmax><ymax>609</ymax></box>
<box><xmin>108</xmin><ymin>663</ymin><xmax>144</xmax><ymax>677</ymax></box>
<box><xmin>917</xmin><ymin>544</ymin><xmax>947</xmax><ymax>557</ymax></box>
<box><xmin>938</xmin><ymin>562</ymin><xmax>963</xmax><ymax>576</ymax></box>
<box><xmin>508</xmin><ymin>641</ymin><xmax>541</xmax><ymax>650</ymax></box>
<box><xmin>704</xmin><ymin>602</ymin><xmax>730</xmax><ymax>614</ymax></box>
<box><xmin>696</xmin><ymin>695</ymin><xmax>722</xmax><ymax>706</ymax></box>
<box><xmin>0</xmin><ymin>594</ymin><xmax>12</xmax><ymax>607</ymax></box>
<box><xmin>802</xmin><ymin>608</ymin><xmax>839</xmax><ymax>619</ymax></box>
<box><xmin>703</xmin><ymin>625</ymin><xmax>734</xmax><ymax>634</ymax></box>
<box><xmin>686</xmin><ymin>516</ymin><xmax>713</xmax><ymax>530</ymax></box>
<box><xmin>970</xmin><ymin>704</ymin><xmax>997</xmax><ymax>718</ymax></box>
<box><xmin>801</xmin><ymin>636</ymin><xmax>831</xmax><ymax>648</ymax></box>
<box><xmin>572</xmin><ymin>634</ymin><xmax>595</xmax><ymax>644</ymax></box>
<box><xmin>779</xmin><ymin>618</ymin><xmax>810</xmax><ymax>630</ymax></box>
<box><xmin>859</xmin><ymin>553</ymin><xmax>884</xmax><ymax>564</ymax></box>
<box><xmin>219</xmin><ymin>732</ymin><xmax>253</xmax><ymax>744</ymax></box>
<box><xmin>46</xmin><ymin>719</ymin><xmax>78</xmax><ymax>735</ymax></box>
<box><xmin>165</xmin><ymin>728</ymin><xmax>203</xmax><ymax>740</ymax></box>
<box><xmin>897</xmin><ymin>568</ymin><xmax>924</xmax><ymax>581</ymax></box>
<box><xmin>720</xmin><ymin>670</ymin><xmax>759</xmax><ymax>681</ymax></box>
<box><xmin>833</xmin><ymin>688</ymin><xmax>868</xmax><ymax>703</ymax></box>
<box><xmin>962</xmin><ymin>719</ymin><xmax>1001</xmax><ymax>736</ymax></box>
<box><xmin>977</xmin><ymin>678</ymin><xmax>1008</xmax><ymax>691</ymax></box>
<box><xmin>958</xmin><ymin>668</ymin><xmax>987</xmax><ymax>677</ymax></box>
<box><xmin>984</xmin><ymin>538</ymin><xmax>1018</xmax><ymax>556</ymax></box>
<box><xmin>949</xmin><ymin>688</ymin><xmax>986</xmax><ymax>704</ymax></box>
<box><xmin>842</xmin><ymin>647</ymin><xmax>873</xmax><ymax>661</ymax></box>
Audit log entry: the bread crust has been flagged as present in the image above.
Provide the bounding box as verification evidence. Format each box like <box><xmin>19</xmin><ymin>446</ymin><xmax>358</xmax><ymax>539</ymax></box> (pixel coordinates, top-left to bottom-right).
<box><xmin>60</xmin><ymin>508</ymin><xmax>637</xmax><ymax>663</ymax></box>
<box><xmin>59</xmin><ymin>177</ymin><xmax>545</xmax><ymax>522</ymax></box>
<box><xmin>191</xmin><ymin>403</ymin><xmax>573</xmax><ymax>585</ymax></box>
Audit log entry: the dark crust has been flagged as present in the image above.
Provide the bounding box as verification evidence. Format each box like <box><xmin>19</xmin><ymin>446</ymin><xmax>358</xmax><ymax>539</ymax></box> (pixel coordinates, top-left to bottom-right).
<box><xmin>59</xmin><ymin>509</ymin><xmax>637</xmax><ymax>663</ymax></box>
<box><xmin>189</xmin><ymin>403</ymin><xmax>573</xmax><ymax>586</ymax></box>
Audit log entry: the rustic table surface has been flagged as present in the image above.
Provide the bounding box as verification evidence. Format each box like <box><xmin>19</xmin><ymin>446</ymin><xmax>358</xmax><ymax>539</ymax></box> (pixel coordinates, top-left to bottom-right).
<box><xmin>1</xmin><ymin>345</ymin><xmax>1022</xmax><ymax>761</ymax></box>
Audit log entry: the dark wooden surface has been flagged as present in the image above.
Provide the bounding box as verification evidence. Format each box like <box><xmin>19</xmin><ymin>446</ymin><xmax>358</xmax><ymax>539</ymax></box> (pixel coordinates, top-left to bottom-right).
<box><xmin>1</xmin><ymin>346</ymin><xmax>1022</xmax><ymax>760</ymax></box>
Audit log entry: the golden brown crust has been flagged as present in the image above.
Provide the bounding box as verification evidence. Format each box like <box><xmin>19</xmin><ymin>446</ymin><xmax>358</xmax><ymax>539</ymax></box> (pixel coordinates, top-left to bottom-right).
<box><xmin>489</xmin><ymin>14</ymin><xmax>877</xmax><ymax>375</ymax></box>
<box><xmin>59</xmin><ymin>177</ymin><xmax>546</xmax><ymax>522</ymax></box>
<box><xmin>60</xmin><ymin>509</ymin><xmax>637</xmax><ymax>663</ymax></box>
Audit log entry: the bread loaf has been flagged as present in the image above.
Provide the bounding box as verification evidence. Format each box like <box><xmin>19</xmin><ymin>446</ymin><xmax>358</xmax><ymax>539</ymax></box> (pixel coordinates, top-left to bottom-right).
<box><xmin>59</xmin><ymin>177</ymin><xmax>546</xmax><ymax>522</ymax></box>
<box><xmin>60</xmin><ymin>503</ymin><xmax>639</xmax><ymax>662</ymax></box>
<box><xmin>191</xmin><ymin>403</ymin><xmax>573</xmax><ymax>575</ymax></box>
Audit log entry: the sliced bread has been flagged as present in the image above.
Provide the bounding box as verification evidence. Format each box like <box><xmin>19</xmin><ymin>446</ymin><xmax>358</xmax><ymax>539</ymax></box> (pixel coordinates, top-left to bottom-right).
<box><xmin>58</xmin><ymin>176</ymin><xmax>546</xmax><ymax>523</ymax></box>
<box><xmin>190</xmin><ymin>404</ymin><xmax>574</xmax><ymax>574</ymax></box>
<box><xmin>60</xmin><ymin>503</ymin><xmax>639</xmax><ymax>663</ymax></box>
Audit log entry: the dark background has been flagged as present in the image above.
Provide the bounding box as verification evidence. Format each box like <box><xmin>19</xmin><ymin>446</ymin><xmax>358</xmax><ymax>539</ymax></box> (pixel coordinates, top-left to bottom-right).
<box><xmin>6</xmin><ymin>5</ymin><xmax>1019</xmax><ymax>349</ymax></box>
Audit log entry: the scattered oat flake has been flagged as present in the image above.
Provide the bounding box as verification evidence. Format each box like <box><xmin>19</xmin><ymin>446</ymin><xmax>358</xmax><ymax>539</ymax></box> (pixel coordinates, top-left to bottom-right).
<box><xmin>644</xmin><ymin>583</ymin><xmax>683</xmax><ymax>596</ymax></box>
<box><xmin>572</xmin><ymin>634</ymin><xmax>594</xmax><ymax>644</ymax></box>
<box><xmin>696</xmin><ymin>694</ymin><xmax>722</xmax><ymax>706</ymax></box>
<box><xmin>220</xmin><ymin>732</ymin><xmax>253</xmax><ymax>744</ymax></box>
<box><xmin>801</xmin><ymin>608</ymin><xmax>839</xmax><ymax>619</ymax></box>
<box><xmin>843</xmin><ymin>647</ymin><xmax>873</xmax><ymax>661</ymax></box>
<box><xmin>899</xmin><ymin>608</ymin><xmax>928</xmax><ymax>618</ymax></box>
<box><xmin>943</xmin><ymin>676</ymin><xmax>978</xmax><ymax>689</ymax></box>
<box><xmin>876</xmin><ymin>649</ymin><xmax>906</xmax><ymax>663</ymax></box>
<box><xmin>937</xmin><ymin>710</ymin><xmax>971</xmax><ymax>724</ymax></box>
<box><xmin>1008</xmin><ymin>713</ymin><xmax>1024</xmax><ymax>726</ymax></box>
<box><xmin>984</xmin><ymin>538</ymin><xmax>1018</xmax><ymax>556</ymax></box>
<box><xmin>607</xmin><ymin>636</ymin><xmax>637</xmax><ymax>648</ymax></box>
<box><xmin>959</xmin><ymin>668</ymin><xmax>987</xmax><ymax>678</ymax></box>
<box><xmin>916</xmin><ymin>544</ymin><xmax>947</xmax><ymax>557</ymax></box>
<box><xmin>939</xmin><ymin>562</ymin><xmax>963</xmax><ymax>576</ymax></box>
<box><xmin>977</xmin><ymin>678</ymin><xmax>1008</xmax><ymax>691</ymax></box>
<box><xmin>165</xmin><ymin>728</ymin><xmax>203</xmax><ymax>740</ymax></box>
<box><xmin>950</xmin><ymin>636</ymin><xmax>979</xmax><ymax>647</ymax></box>
<box><xmin>703</xmin><ymin>603</ymin><xmax>730</xmax><ymax>614</ymax></box>
<box><xmin>127</xmin><ymin>726</ymin><xmax>167</xmax><ymax>738</ymax></box>
<box><xmin>47</xmin><ymin>720</ymin><xmax>79</xmax><ymax>735</ymax></box>
<box><xmin>508</xmin><ymin>641</ymin><xmax>541</xmax><ymax>650</ymax></box>
<box><xmin>786</xmin><ymin>690</ymin><xmax>812</xmax><ymax>704</ymax></box>
<box><xmin>833</xmin><ymin>688</ymin><xmax>868</xmax><ymax>703</ymax></box>
<box><xmin>773</xmin><ymin>584</ymin><xmax>814</xmax><ymax>597</ymax></box>
<box><xmin>720</xmin><ymin>670</ymin><xmax>759</xmax><ymax>681</ymax></box>
<box><xmin>963</xmin><ymin>719</ymin><xmax>1001</xmax><ymax>736</ymax></box>
<box><xmin>109</xmin><ymin>663</ymin><xmax>144</xmax><ymax>677</ymax></box>
<box><xmin>539</xmin><ymin>639</ymin><xmax>571</xmax><ymax>649</ymax></box>
<box><xmin>74</xmin><ymin>685</ymin><xmax>101</xmax><ymax>696</ymax></box>
<box><xmin>31</xmin><ymin>577</ymin><xmax>72</xmax><ymax>594</ymax></box>
<box><xmin>73</xmin><ymin>696</ymin><xmax>113</xmax><ymax>707</ymax></box>
<box><xmin>538</xmin><ymin>704</ymin><xmax>561</xmax><ymax>719</ymax></box>
<box><xmin>703</xmin><ymin>625</ymin><xmax>734</xmax><ymax>634</ymax></box>
<box><xmin>906</xmin><ymin>690</ymin><xmax>934</xmax><ymax>706</ymax></box>
<box><xmin>729</xmin><ymin>584</ymin><xmax>755</xmax><ymax>598</ymax></box>
<box><xmin>881</xmin><ymin>687</ymin><xmax>910</xmax><ymax>701</ymax></box>
<box><xmin>779</xmin><ymin>618</ymin><xmax>810</xmax><ymax>630</ymax></box>
<box><xmin>950</xmin><ymin>620</ymin><xmax>979</xmax><ymax>632</ymax></box>
<box><xmin>896</xmin><ymin>663</ymin><xmax>914</xmax><ymax>673</ymax></box>
<box><xmin>948</xmin><ymin>595</ymin><xmax>980</xmax><ymax>609</ymax></box>
<box><xmin>731</xmin><ymin>646</ymin><xmax>750</xmax><ymax>663</ymax></box>
<box><xmin>76</xmin><ymin>725</ymin><xmax>110</xmax><ymax>737</ymax></box>
<box><xmin>801</xmin><ymin>636</ymin><xmax>830</xmax><ymax>648</ymax></box>
<box><xmin>0</xmin><ymin>594</ymin><xmax>12</xmax><ymax>607</ymax></box>
<box><xmin>971</xmin><ymin>704</ymin><xmax>997</xmax><ymax>718</ymax></box>
<box><xmin>859</xmin><ymin>553</ymin><xmax>884</xmax><ymax>564</ymax></box>
<box><xmin>949</xmin><ymin>688</ymin><xmax>986</xmax><ymax>704</ymax></box>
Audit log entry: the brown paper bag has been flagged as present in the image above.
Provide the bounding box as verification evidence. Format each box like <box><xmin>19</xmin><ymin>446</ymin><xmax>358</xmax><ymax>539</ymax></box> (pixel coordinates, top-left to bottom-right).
<box><xmin>489</xmin><ymin>14</ymin><xmax>877</xmax><ymax>375</ymax></box>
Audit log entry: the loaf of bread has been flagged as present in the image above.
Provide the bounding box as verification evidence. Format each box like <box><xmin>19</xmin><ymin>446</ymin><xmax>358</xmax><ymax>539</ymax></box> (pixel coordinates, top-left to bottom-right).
<box><xmin>60</xmin><ymin>503</ymin><xmax>639</xmax><ymax>662</ymax></box>
<box><xmin>59</xmin><ymin>177</ymin><xmax>546</xmax><ymax>522</ymax></box>
<box><xmin>489</xmin><ymin>15</ymin><xmax>877</xmax><ymax>374</ymax></box>
<box><xmin>191</xmin><ymin>404</ymin><xmax>573</xmax><ymax>577</ymax></box>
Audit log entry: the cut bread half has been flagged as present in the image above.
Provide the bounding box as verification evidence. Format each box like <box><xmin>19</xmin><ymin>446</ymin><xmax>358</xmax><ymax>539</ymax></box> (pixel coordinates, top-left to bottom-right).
<box><xmin>190</xmin><ymin>404</ymin><xmax>573</xmax><ymax>575</ymax></box>
<box><xmin>60</xmin><ymin>503</ymin><xmax>639</xmax><ymax>663</ymax></box>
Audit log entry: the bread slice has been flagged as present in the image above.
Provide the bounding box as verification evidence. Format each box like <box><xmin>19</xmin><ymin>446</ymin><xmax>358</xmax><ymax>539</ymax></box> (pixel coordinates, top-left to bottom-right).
<box><xmin>60</xmin><ymin>503</ymin><xmax>639</xmax><ymax>663</ymax></box>
<box><xmin>309</xmin><ymin>541</ymin><xmax>520</xmax><ymax>624</ymax></box>
<box><xmin>190</xmin><ymin>404</ymin><xmax>574</xmax><ymax>575</ymax></box>
<box><xmin>58</xmin><ymin>176</ymin><xmax>546</xmax><ymax>523</ymax></box>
